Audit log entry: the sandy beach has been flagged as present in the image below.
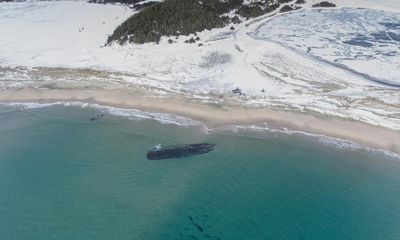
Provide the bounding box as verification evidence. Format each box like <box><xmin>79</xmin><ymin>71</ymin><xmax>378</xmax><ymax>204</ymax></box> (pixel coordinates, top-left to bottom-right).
<box><xmin>2</xmin><ymin>1</ymin><xmax>400</xmax><ymax>239</ymax></box>
<box><xmin>1</xmin><ymin>87</ymin><xmax>399</xmax><ymax>155</ymax></box>
<box><xmin>0</xmin><ymin>0</ymin><xmax>399</xmax><ymax>158</ymax></box>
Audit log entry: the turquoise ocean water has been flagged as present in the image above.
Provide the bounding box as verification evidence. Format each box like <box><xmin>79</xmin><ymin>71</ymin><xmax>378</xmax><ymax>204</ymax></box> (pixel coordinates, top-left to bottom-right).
<box><xmin>0</xmin><ymin>104</ymin><xmax>399</xmax><ymax>240</ymax></box>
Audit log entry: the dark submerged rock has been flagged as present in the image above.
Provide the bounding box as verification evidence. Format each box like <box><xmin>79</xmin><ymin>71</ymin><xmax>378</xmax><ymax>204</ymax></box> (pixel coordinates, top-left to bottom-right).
<box><xmin>90</xmin><ymin>113</ymin><xmax>105</xmax><ymax>121</ymax></box>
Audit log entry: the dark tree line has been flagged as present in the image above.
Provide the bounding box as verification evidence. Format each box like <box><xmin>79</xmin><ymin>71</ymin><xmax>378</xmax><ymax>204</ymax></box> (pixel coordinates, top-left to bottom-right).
<box><xmin>312</xmin><ymin>1</ymin><xmax>336</xmax><ymax>8</ymax></box>
<box><xmin>108</xmin><ymin>0</ymin><xmax>284</xmax><ymax>44</ymax></box>
<box><xmin>89</xmin><ymin>0</ymin><xmax>142</xmax><ymax>4</ymax></box>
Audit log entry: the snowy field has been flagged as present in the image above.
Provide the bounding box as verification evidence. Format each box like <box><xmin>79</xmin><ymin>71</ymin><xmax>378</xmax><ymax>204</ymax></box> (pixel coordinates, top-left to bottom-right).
<box><xmin>0</xmin><ymin>1</ymin><xmax>132</xmax><ymax>69</ymax></box>
<box><xmin>252</xmin><ymin>8</ymin><xmax>400</xmax><ymax>86</ymax></box>
<box><xmin>0</xmin><ymin>0</ymin><xmax>399</xmax><ymax>130</ymax></box>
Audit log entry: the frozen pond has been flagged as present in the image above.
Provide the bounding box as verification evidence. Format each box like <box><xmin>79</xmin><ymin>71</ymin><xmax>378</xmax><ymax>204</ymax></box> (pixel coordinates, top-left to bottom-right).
<box><xmin>251</xmin><ymin>8</ymin><xmax>400</xmax><ymax>87</ymax></box>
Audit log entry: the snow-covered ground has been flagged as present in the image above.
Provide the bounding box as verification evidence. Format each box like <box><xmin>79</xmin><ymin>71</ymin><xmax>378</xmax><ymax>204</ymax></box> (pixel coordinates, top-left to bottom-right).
<box><xmin>0</xmin><ymin>0</ymin><xmax>399</xmax><ymax>130</ymax></box>
<box><xmin>252</xmin><ymin>8</ymin><xmax>400</xmax><ymax>86</ymax></box>
<box><xmin>0</xmin><ymin>1</ymin><xmax>131</xmax><ymax>69</ymax></box>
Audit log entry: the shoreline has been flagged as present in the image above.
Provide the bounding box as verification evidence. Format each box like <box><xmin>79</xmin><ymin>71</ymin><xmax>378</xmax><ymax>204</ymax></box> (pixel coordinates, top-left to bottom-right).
<box><xmin>1</xmin><ymin>87</ymin><xmax>400</xmax><ymax>155</ymax></box>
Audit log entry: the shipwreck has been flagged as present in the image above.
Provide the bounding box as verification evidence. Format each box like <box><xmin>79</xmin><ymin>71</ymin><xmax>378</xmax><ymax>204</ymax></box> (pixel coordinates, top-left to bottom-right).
<box><xmin>146</xmin><ymin>143</ymin><xmax>216</xmax><ymax>160</ymax></box>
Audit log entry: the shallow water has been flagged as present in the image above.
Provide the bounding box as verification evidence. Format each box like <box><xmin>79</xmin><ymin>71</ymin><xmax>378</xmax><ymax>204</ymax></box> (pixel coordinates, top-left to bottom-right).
<box><xmin>0</xmin><ymin>105</ymin><xmax>400</xmax><ymax>240</ymax></box>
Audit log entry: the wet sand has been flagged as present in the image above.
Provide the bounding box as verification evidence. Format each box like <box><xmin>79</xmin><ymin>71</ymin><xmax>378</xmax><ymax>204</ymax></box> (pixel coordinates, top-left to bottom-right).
<box><xmin>1</xmin><ymin>87</ymin><xmax>399</xmax><ymax>154</ymax></box>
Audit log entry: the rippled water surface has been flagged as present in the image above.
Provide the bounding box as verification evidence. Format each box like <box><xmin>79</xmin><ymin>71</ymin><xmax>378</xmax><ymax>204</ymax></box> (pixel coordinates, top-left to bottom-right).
<box><xmin>0</xmin><ymin>105</ymin><xmax>400</xmax><ymax>240</ymax></box>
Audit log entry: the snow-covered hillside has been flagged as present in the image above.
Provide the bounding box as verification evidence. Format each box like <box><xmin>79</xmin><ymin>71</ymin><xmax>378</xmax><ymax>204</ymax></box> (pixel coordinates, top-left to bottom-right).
<box><xmin>0</xmin><ymin>1</ymin><xmax>132</xmax><ymax>68</ymax></box>
<box><xmin>252</xmin><ymin>8</ymin><xmax>400</xmax><ymax>86</ymax></box>
<box><xmin>0</xmin><ymin>0</ymin><xmax>399</xmax><ymax>130</ymax></box>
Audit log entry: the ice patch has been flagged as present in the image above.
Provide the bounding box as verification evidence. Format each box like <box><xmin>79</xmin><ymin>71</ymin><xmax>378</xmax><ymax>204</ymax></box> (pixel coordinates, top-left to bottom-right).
<box><xmin>251</xmin><ymin>8</ymin><xmax>400</xmax><ymax>86</ymax></box>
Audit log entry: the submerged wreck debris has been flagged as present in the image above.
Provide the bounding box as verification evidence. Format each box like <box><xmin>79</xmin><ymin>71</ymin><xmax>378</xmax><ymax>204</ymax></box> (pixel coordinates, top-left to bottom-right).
<box><xmin>146</xmin><ymin>143</ymin><xmax>216</xmax><ymax>160</ymax></box>
<box><xmin>90</xmin><ymin>113</ymin><xmax>105</xmax><ymax>121</ymax></box>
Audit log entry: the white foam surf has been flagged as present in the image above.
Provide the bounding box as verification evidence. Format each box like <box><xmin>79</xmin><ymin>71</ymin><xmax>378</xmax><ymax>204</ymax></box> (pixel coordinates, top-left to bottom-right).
<box><xmin>211</xmin><ymin>123</ymin><xmax>400</xmax><ymax>161</ymax></box>
<box><xmin>1</xmin><ymin>101</ymin><xmax>398</xmax><ymax>160</ymax></box>
<box><xmin>0</xmin><ymin>101</ymin><xmax>206</xmax><ymax>128</ymax></box>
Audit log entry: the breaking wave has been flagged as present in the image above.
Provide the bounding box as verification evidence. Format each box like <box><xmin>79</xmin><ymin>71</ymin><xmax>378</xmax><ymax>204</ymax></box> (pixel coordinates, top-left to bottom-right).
<box><xmin>0</xmin><ymin>101</ymin><xmax>206</xmax><ymax>128</ymax></box>
<box><xmin>1</xmin><ymin>101</ymin><xmax>399</xmax><ymax>160</ymax></box>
